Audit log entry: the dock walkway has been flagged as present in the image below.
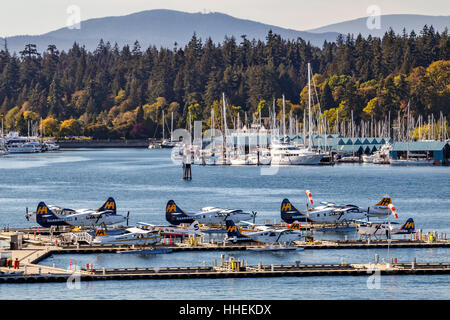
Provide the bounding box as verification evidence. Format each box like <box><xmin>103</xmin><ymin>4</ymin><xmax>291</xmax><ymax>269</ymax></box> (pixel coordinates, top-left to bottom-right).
<box><xmin>1</xmin><ymin>262</ymin><xmax>448</xmax><ymax>283</ymax></box>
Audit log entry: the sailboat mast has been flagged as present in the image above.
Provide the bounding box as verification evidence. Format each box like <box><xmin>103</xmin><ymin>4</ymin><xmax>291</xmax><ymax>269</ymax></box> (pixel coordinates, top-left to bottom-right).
<box><xmin>406</xmin><ymin>102</ymin><xmax>410</xmax><ymax>160</ymax></box>
<box><xmin>282</xmin><ymin>94</ymin><xmax>286</xmax><ymax>137</ymax></box>
<box><xmin>308</xmin><ymin>63</ymin><xmax>312</xmax><ymax>150</ymax></box>
<box><xmin>171</xmin><ymin>112</ymin><xmax>173</xmax><ymax>141</ymax></box>
<box><xmin>222</xmin><ymin>92</ymin><xmax>227</xmax><ymax>164</ymax></box>
<box><xmin>162</xmin><ymin>110</ymin><xmax>165</xmax><ymax>140</ymax></box>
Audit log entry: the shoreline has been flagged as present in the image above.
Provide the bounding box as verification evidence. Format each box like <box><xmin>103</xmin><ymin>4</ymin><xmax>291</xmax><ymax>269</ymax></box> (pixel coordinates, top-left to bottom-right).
<box><xmin>56</xmin><ymin>139</ymin><xmax>149</xmax><ymax>148</ymax></box>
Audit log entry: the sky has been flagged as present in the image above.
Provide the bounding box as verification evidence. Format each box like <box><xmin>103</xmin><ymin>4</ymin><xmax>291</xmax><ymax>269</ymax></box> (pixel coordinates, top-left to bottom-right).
<box><xmin>1</xmin><ymin>0</ymin><xmax>449</xmax><ymax>37</ymax></box>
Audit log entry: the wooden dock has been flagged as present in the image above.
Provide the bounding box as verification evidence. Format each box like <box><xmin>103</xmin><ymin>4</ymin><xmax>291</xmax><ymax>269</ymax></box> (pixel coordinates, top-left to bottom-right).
<box><xmin>1</xmin><ymin>262</ymin><xmax>449</xmax><ymax>283</ymax></box>
<box><xmin>2</xmin><ymin>228</ymin><xmax>449</xmax><ymax>284</ymax></box>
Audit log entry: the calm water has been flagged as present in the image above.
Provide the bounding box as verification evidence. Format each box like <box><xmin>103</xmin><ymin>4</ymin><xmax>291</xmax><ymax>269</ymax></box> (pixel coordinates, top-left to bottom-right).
<box><xmin>0</xmin><ymin>149</ymin><xmax>449</xmax><ymax>299</ymax></box>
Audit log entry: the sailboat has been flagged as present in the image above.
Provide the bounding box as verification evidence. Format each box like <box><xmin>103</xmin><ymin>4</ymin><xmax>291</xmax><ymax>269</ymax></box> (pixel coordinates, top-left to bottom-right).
<box><xmin>160</xmin><ymin>110</ymin><xmax>176</xmax><ymax>148</ymax></box>
<box><xmin>270</xmin><ymin>64</ymin><xmax>324</xmax><ymax>165</ymax></box>
<box><xmin>390</xmin><ymin>102</ymin><xmax>433</xmax><ymax>166</ymax></box>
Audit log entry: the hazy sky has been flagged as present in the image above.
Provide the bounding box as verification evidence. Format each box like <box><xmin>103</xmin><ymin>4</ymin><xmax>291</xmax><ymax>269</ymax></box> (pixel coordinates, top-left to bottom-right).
<box><xmin>1</xmin><ymin>0</ymin><xmax>449</xmax><ymax>37</ymax></box>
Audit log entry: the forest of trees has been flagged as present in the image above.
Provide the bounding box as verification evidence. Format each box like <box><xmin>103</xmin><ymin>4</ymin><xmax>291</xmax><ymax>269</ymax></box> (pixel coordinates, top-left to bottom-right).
<box><xmin>0</xmin><ymin>25</ymin><xmax>449</xmax><ymax>139</ymax></box>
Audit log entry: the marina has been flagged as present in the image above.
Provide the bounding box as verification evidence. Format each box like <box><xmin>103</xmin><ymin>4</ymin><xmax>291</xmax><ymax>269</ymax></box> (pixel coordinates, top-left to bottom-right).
<box><xmin>1</xmin><ymin>148</ymin><xmax>449</xmax><ymax>299</ymax></box>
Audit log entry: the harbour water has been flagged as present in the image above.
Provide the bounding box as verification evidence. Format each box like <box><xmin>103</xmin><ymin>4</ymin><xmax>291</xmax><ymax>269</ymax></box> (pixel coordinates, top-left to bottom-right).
<box><xmin>0</xmin><ymin>149</ymin><xmax>449</xmax><ymax>299</ymax></box>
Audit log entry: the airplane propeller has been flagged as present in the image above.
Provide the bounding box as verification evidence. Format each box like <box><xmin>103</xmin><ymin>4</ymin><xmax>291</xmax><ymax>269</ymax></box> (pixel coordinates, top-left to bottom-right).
<box><xmin>126</xmin><ymin>211</ymin><xmax>130</xmax><ymax>226</ymax></box>
<box><xmin>252</xmin><ymin>211</ymin><xmax>257</xmax><ymax>224</ymax></box>
<box><xmin>95</xmin><ymin>213</ymin><xmax>103</xmax><ymax>224</ymax></box>
<box><xmin>25</xmin><ymin>207</ymin><xmax>29</xmax><ymax>221</ymax></box>
<box><xmin>223</xmin><ymin>212</ymin><xmax>231</xmax><ymax>222</ymax></box>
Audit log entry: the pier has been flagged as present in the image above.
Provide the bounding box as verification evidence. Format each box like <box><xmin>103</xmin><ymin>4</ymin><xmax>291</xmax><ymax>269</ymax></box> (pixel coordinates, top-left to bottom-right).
<box><xmin>1</xmin><ymin>261</ymin><xmax>449</xmax><ymax>283</ymax></box>
<box><xmin>2</xmin><ymin>228</ymin><xmax>449</xmax><ymax>284</ymax></box>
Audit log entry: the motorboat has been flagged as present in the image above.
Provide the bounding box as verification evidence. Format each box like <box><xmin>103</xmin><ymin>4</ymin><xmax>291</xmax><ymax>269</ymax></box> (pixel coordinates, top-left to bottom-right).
<box><xmin>5</xmin><ymin>131</ymin><xmax>42</xmax><ymax>153</ymax></box>
<box><xmin>270</xmin><ymin>142</ymin><xmax>324</xmax><ymax>165</ymax></box>
<box><xmin>248</xmin><ymin>148</ymin><xmax>271</xmax><ymax>165</ymax></box>
<box><xmin>338</xmin><ymin>155</ymin><xmax>360</xmax><ymax>163</ymax></box>
<box><xmin>390</xmin><ymin>158</ymin><xmax>434</xmax><ymax>166</ymax></box>
<box><xmin>390</xmin><ymin>151</ymin><xmax>434</xmax><ymax>165</ymax></box>
<box><xmin>161</xmin><ymin>139</ymin><xmax>176</xmax><ymax>148</ymax></box>
<box><xmin>362</xmin><ymin>154</ymin><xmax>376</xmax><ymax>163</ymax></box>
<box><xmin>42</xmin><ymin>140</ymin><xmax>60</xmax><ymax>151</ymax></box>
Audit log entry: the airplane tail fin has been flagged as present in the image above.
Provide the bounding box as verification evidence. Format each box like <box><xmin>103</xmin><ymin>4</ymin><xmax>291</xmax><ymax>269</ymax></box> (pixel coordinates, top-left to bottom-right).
<box><xmin>375</xmin><ymin>197</ymin><xmax>392</xmax><ymax>207</ymax></box>
<box><xmin>281</xmin><ymin>199</ymin><xmax>305</xmax><ymax>223</ymax></box>
<box><xmin>36</xmin><ymin>202</ymin><xmax>59</xmax><ymax>227</ymax></box>
<box><xmin>165</xmin><ymin>200</ymin><xmax>194</xmax><ymax>225</ymax></box>
<box><xmin>188</xmin><ymin>221</ymin><xmax>201</xmax><ymax>233</ymax></box>
<box><xmin>98</xmin><ymin>197</ymin><xmax>116</xmax><ymax>214</ymax></box>
<box><xmin>399</xmin><ymin>218</ymin><xmax>415</xmax><ymax>232</ymax></box>
<box><xmin>225</xmin><ymin>220</ymin><xmax>245</xmax><ymax>238</ymax></box>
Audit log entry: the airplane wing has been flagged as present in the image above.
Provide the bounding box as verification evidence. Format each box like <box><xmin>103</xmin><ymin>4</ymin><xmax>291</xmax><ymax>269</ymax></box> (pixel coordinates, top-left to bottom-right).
<box><xmin>137</xmin><ymin>222</ymin><xmax>156</xmax><ymax>227</ymax></box>
<box><xmin>125</xmin><ymin>227</ymin><xmax>149</xmax><ymax>233</ymax></box>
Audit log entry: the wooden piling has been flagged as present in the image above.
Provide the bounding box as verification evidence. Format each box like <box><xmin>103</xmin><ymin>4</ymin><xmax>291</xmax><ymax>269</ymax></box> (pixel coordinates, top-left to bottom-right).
<box><xmin>183</xmin><ymin>163</ymin><xmax>192</xmax><ymax>180</ymax></box>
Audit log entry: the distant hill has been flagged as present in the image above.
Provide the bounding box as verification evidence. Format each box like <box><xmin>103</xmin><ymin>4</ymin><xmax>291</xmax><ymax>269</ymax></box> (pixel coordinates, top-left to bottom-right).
<box><xmin>0</xmin><ymin>9</ymin><xmax>340</xmax><ymax>54</ymax></box>
<box><xmin>308</xmin><ymin>14</ymin><xmax>449</xmax><ymax>38</ymax></box>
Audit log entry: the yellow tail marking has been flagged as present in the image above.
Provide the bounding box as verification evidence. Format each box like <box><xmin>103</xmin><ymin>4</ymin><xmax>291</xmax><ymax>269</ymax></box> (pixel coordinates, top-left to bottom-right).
<box><xmin>103</xmin><ymin>201</ymin><xmax>115</xmax><ymax>210</ymax></box>
<box><xmin>166</xmin><ymin>204</ymin><xmax>177</xmax><ymax>213</ymax></box>
<box><xmin>37</xmin><ymin>206</ymin><xmax>48</xmax><ymax>215</ymax></box>
<box><xmin>376</xmin><ymin>197</ymin><xmax>392</xmax><ymax>206</ymax></box>
<box><xmin>404</xmin><ymin>222</ymin><xmax>414</xmax><ymax>229</ymax></box>
<box><xmin>281</xmin><ymin>202</ymin><xmax>292</xmax><ymax>212</ymax></box>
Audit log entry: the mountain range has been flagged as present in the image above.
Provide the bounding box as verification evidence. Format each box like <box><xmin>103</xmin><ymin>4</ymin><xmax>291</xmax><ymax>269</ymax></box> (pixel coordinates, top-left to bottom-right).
<box><xmin>1</xmin><ymin>10</ymin><xmax>448</xmax><ymax>54</ymax></box>
<box><xmin>308</xmin><ymin>14</ymin><xmax>449</xmax><ymax>38</ymax></box>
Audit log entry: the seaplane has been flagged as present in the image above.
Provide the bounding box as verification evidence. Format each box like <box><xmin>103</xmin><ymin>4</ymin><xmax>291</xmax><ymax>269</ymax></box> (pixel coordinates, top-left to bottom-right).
<box><xmin>165</xmin><ymin>200</ymin><xmax>254</xmax><ymax>226</ymax></box>
<box><xmin>27</xmin><ymin>198</ymin><xmax>128</xmax><ymax>228</ymax></box>
<box><xmin>224</xmin><ymin>220</ymin><xmax>304</xmax><ymax>249</ymax></box>
<box><xmin>91</xmin><ymin>226</ymin><xmax>161</xmax><ymax>245</ymax></box>
<box><xmin>280</xmin><ymin>190</ymin><xmax>394</xmax><ymax>224</ymax></box>
<box><xmin>136</xmin><ymin>220</ymin><xmax>204</xmax><ymax>237</ymax></box>
<box><xmin>357</xmin><ymin>202</ymin><xmax>415</xmax><ymax>239</ymax></box>
<box><xmin>357</xmin><ymin>218</ymin><xmax>415</xmax><ymax>239</ymax></box>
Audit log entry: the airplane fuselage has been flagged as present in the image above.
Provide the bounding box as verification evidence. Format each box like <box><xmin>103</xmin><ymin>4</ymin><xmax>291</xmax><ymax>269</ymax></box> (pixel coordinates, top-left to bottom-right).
<box><xmin>227</xmin><ymin>229</ymin><xmax>302</xmax><ymax>244</ymax></box>
<box><xmin>39</xmin><ymin>211</ymin><xmax>126</xmax><ymax>227</ymax></box>
<box><xmin>304</xmin><ymin>206</ymin><xmax>367</xmax><ymax>224</ymax></box>
<box><xmin>92</xmin><ymin>230</ymin><xmax>161</xmax><ymax>245</ymax></box>
<box><xmin>191</xmin><ymin>209</ymin><xmax>252</xmax><ymax>225</ymax></box>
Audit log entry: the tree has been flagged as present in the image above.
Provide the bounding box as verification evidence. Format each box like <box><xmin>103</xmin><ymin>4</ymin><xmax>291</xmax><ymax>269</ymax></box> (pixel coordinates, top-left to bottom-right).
<box><xmin>59</xmin><ymin>119</ymin><xmax>82</xmax><ymax>137</ymax></box>
<box><xmin>41</xmin><ymin>117</ymin><xmax>60</xmax><ymax>137</ymax></box>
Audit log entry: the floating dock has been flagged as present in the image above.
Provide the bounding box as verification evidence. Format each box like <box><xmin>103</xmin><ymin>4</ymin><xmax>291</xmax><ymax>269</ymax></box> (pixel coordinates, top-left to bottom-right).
<box><xmin>1</xmin><ymin>262</ymin><xmax>449</xmax><ymax>283</ymax></box>
<box><xmin>2</xmin><ymin>228</ymin><xmax>449</xmax><ymax>284</ymax></box>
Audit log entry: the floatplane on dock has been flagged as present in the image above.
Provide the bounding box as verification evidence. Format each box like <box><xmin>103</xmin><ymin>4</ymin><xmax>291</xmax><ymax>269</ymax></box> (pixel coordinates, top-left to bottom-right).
<box><xmin>224</xmin><ymin>220</ymin><xmax>304</xmax><ymax>251</ymax></box>
<box><xmin>280</xmin><ymin>191</ymin><xmax>393</xmax><ymax>225</ymax></box>
<box><xmin>356</xmin><ymin>218</ymin><xmax>415</xmax><ymax>239</ymax></box>
<box><xmin>25</xmin><ymin>198</ymin><xmax>128</xmax><ymax>228</ymax></box>
<box><xmin>165</xmin><ymin>200</ymin><xmax>253</xmax><ymax>226</ymax></box>
<box><xmin>91</xmin><ymin>227</ymin><xmax>161</xmax><ymax>246</ymax></box>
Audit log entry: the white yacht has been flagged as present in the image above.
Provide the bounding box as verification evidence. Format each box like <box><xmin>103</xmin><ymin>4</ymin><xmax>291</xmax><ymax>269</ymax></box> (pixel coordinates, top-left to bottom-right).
<box><xmin>270</xmin><ymin>142</ymin><xmax>324</xmax><ymax>165</ymax></box>
<box><xmin>5</xmin><ymin>132</ymin><xmax>42</xmax><ymax>153</ymax></box>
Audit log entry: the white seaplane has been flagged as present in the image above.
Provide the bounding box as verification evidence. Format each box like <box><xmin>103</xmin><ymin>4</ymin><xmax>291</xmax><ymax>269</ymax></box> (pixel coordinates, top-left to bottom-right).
<box><xmin>281</xmin><ymin>190</ymin><xmax>394</xmax><ymax>224</ymax></box>
<box><xmin>136</xmin><ymin>220</ymin><xmax>204</xmax><ymax>237</ymax></box>
<box><xmin>165</xmin><ymin>200</ymin><xmax>254</xmax><ymax>226</ymax></box>
<box><xmin>356</xmin><ymin>218</ymin><xmax>415</xmax><ymax>239</ymax></box>
<box><xmin>27</xmin><ymin>198</ymin><xmax>128</xmax><ymax>228</ymax></box>
<box><xmin>91</xmin><ymin>227</ymin><xmax>161</xmax><ymax>245</ymax></box>
<box><xmin>224</xmin><ymin>220</ymin><xmax>304</xmax><ymax>250</ymax></box>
